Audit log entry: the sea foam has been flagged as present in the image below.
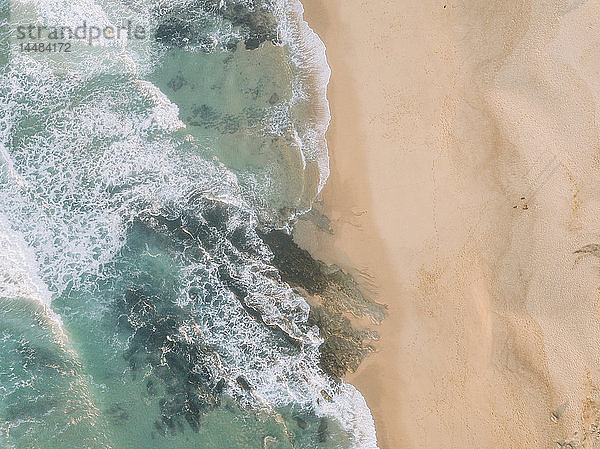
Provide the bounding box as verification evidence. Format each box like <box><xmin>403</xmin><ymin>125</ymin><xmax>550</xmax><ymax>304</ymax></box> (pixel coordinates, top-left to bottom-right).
<box><xmin>0</xmin><ymin>0</ymin><xmax>378</xmax><ymax>447</ymax></box>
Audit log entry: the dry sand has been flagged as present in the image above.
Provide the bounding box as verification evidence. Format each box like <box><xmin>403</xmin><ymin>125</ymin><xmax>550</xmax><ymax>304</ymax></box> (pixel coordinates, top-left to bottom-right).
<box><xmin>295</xmin><ymin>0</ymin><xmax>600</xmax><ymax>448</ymax></box>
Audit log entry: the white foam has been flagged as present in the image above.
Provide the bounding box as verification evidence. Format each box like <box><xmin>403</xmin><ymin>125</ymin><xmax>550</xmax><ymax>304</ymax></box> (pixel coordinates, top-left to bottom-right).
<box><xmin>270</xmin><ymin>3</ymin><xmax>381</xmax><ymax>447</ymax></box>
<box><xmin>0</xmin><ymin>215</ymin><xmax>53</xmax><ymax>309</ymax></box>
<box><xmin>1</xmin><ymin>1</ymin><xmax>377</xmax><ymax>446</ymax></box>
<box><xmin>135</xmin><ymin>79</ymin><xmax>186</xmax><ymax>132</ymax></box>
<box><xmin>272</xmin><ymin>0</ymin><xmax>332</xmax><ymax>193</ymax></box>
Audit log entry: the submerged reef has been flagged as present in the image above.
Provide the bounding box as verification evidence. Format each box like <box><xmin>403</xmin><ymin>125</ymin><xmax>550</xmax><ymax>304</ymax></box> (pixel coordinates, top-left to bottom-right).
<box><xmin>116</xmin><ymin>284</ymin><xmax>224</xmax><ymax>436</ymax></box>
<box><xmin>258</xmin><ymin>229</ymin><xmax>385</xmax><ymax>379</ymax></box>
<box><xmin>109</xmin><ymin>199</ymin><xmax>381</xmax><ymax>438</ymax></box>
<box><xmin>154</xmin><ymin>0</ymin><xmax>280</xmax><ymax>51</ymax></box>
<box><xmin>220</xmin><ymin>1</ymin><xmax>279</xmax><ymax>50</ymax></box>
<box><xmin>111</xmin><ymin>200</ymin><xmax>308</xmax><ymax>438</ymax></box>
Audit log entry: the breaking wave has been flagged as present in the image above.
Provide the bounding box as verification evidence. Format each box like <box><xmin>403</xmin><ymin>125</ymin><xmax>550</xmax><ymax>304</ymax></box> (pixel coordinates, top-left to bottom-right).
<box><xmin>0</xmin><ymin>0</ymin><xmax>377</xmax><ymax>447</ymax></box>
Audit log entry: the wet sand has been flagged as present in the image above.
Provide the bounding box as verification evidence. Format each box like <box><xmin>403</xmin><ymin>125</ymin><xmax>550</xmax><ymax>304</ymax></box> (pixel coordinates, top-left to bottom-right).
<box><xmin>296</xmin><ymin>0</ymin><xmax>600</xmax><ymax>447</ymax></box>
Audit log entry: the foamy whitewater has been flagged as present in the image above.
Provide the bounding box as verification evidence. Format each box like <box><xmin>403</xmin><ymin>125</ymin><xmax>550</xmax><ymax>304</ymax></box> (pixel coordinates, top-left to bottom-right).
<box><xmin>0</xmin><ymin>0</ymin><xmax>378</xmax><ymax>448</ymax></box>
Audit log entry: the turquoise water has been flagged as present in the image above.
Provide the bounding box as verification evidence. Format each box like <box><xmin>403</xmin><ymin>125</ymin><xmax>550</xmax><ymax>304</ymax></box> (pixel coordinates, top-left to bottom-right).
<box><xmin>0</xmin><ymin>0</ymin><xmax>377</xmax><ymax>448</ymax></box>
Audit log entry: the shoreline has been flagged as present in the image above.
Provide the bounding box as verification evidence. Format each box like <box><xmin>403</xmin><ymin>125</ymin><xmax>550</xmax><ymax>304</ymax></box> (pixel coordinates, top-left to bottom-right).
<box><xmin>274</xmin><ymin>0</ymin><xmax>332</xmax><ymax>211</ymax></box>
<box><xmin>294</xmin><ymin>1</ymin><xmax>407</xmax><ymax>446</ymax></box>
<box><xmin>297</xmin><ymin>1</ymin><xmax>600</xmax><ymax>448</ymax></box>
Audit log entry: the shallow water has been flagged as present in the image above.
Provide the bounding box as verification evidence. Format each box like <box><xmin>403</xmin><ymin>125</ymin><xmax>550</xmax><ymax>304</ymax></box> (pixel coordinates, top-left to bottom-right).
<box><xmin>0</xmin><ymin>0</ymin><xmax>376</xmax><ymax>448</ymax></box>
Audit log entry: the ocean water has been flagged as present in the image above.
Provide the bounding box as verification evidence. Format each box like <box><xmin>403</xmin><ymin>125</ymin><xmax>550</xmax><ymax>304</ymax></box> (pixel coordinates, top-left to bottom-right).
<box><xmin>0</xmin><ymin>0</ymin><xmax>378</xmax><ymax>448</ymax></box>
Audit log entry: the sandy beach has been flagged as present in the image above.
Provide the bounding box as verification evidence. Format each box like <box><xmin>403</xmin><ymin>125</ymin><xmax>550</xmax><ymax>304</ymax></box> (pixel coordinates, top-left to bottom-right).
<box><xmin>296</xmin><ymin>0</ymin><xmax>600</xmax><ymax>447</ymax></box>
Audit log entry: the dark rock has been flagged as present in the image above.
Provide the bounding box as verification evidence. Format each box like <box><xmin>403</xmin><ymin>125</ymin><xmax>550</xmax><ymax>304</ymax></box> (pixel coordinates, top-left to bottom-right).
<box><xmin>320</xmin><ymin>390</ymin><xmax>333</xmax><ymax>403</ymax></box>
<box><xmin>308</xmin><ymin>306</ymin><xmax>376</xmax><ymax>379</ymax></box>
<box><xmin>268</xmin><ymin>92</ymin><xmax>280</xmax><ymax>105</ymax></box>
<box><xmin>318</xmin><ymin>417</ymin><xmax>328</xmax><ymax>443</ymax></box>
<box><xmin>236</xmin><ymin>375</ymin><xmax>252</xmax><ymax>391</ymax></box>
<box><xmin>154</xmin><ymin>0</ymin><xmax>280</xmax><ymax>52</ymax></box>
<box><xmin>105</xmin><ymin>403</ymin><xmax>129</xmax><ymax>425</ymax></box>
<box><xmin>258</xmin><ymin>229</ymin><xmax>384</xmax><ymax>377</ymax></box>
<box><xmin>155</xmin><ymin>17</ymin><xmax>193</xmax><ymax>47</ymax></box>
<box><xmin>154</xmin><ymin>419</ymin><xmax>166</xmax><ymax>437</ymax></box>
<box><xmin>294</xmin><ymin>416</ymin><xmax>307</xmax><ymax>430</ymax></box>
<box><xmin>188</xmin><ymin>104</ymin><xmax>220</xmax><ymax>128</ymax></box>
<box><xmin>167</xmin><ymin>73</ymin><xmax>187</xmax><ymax>91</ymax></box>
<box><xmin>115</xmin><ymin>282</ymin><xmax>221</xmax><ymax>436</ymax></box>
